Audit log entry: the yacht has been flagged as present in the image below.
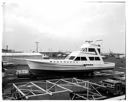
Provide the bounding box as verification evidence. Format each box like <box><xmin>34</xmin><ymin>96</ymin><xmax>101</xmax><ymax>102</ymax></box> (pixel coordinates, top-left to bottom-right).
<box><xmin>26</xmin><ymin>41</ymin><xmax>115</xmax><ymax>75</ymax></box>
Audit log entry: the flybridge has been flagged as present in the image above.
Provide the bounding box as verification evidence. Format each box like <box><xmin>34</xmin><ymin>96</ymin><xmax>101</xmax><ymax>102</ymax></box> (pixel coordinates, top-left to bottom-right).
<box><xmin>80</xmin><ymin>40</ymin><xmax>101</xmax><ymax>54</ymax></box>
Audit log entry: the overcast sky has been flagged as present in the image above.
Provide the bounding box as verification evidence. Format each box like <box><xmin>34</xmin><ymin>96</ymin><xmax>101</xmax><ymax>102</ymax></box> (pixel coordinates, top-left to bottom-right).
<box><xmin>2</xmin><ymin>0</ymin><xmax>125</xmax><ymax>53</ymax></box>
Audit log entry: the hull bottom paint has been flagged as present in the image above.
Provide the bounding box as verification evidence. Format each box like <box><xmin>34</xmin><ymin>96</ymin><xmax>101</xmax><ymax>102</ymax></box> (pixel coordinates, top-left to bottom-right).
<box><xmin>29</xmin><ymin>68</ymin><xmax>114</xmax><ymax>77</ymax></box>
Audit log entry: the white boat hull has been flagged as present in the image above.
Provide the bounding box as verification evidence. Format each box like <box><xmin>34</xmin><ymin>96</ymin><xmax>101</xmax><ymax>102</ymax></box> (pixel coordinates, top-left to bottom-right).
<box><xmin>27</xmin><ymin>60</ymin><xmax>115</xmax><ymax>75</ymax></box>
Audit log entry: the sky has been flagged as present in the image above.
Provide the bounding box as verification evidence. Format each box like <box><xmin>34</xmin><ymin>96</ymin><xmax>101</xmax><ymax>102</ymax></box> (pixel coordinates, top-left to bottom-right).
<box><xmin>2</xmin><ymin>0</ymin><xmax>125</xmax><ymax>53</ymax></box>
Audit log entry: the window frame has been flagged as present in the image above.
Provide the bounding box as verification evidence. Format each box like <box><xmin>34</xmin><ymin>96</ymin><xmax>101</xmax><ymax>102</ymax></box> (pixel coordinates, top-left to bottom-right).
<box><xmin>69</xmin><ymin>56</ymin><xmax>75</xmax><ymax>60</ymax></box>
<box><xmin>97</xmin><ymin>48</ymin><xmax>100</xmax><ymax>54</ymax></box>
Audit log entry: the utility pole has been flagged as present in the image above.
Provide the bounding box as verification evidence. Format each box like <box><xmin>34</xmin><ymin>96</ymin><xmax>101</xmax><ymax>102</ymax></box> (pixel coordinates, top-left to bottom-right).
<box><xmin>35</xmin><ymin>42</ymin><xmax>39</xmax><ymax>52</ymax></box>
<box><xmin>2</xmin><ymin>2</ymin><xmax>6</xmax><ymax>49</ymax></box>
<box><xmin>6</xmin><ymin>45</ymin><xmax>8</xmax><ymax>51</ymax></box>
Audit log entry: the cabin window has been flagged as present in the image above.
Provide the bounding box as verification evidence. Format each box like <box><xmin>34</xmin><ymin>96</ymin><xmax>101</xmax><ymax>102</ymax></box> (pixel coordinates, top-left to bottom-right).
<box><xmin>89</xmin><ymin>57</ymin><xmax>94</xmax><ymax>61</ymax></box>
<box><xmin>95</xmin><ymin>57</ymin><xmax>100</xmax><ymax>60</ymax></box>
<box><xmin>88</xmin><ymin>48</ymin><xmax>95</xmax><ymax>52</ymax></box>
<box><xmin>75</xmin><ymin>57</ymin><xmax>80</xmax><ymax>61</ymax></box>
<box><xmin>98</xmin><ymin>48</ymin><xmax>100</xmax><ymax>54</ymax></box>
<box><xmin>69</xmin><ymin>56</ymin><xmax>75</xmax><ymax>60</ymax></box>
<box><xmin>81</xmin><ymin>57</ymin><xmax>87</xmax><ymax>61</ymax></box>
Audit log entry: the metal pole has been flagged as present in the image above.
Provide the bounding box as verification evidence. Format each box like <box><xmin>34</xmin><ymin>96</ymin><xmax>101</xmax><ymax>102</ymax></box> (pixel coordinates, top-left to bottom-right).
<box><xmin>12</xmin><ymin>84</ymin><xmax>26</xmax><ymax>98</ymax></box>
<box><xmin>30</xmin><ymin>82</ymin><xmax>52</xmax><ymax>95</ymax></box>
<box><xmin>35</xmin><ymin>42</ymin><xmax>39</xmax><ymax>52</ymax></box>
<box><xmin>6</xmin><ymin>45</ymin><xmax>8</xmax><ymax>51</ymax></box>
<box><xmin>2</xmin><ymin>2</ymin><xmax>6</xmax><ymax>49</ymax></box>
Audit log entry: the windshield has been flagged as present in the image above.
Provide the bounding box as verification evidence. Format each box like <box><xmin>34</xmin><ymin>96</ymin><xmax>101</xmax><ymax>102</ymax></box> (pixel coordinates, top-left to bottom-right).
<box><xmin>69</xmin><ymin>56</ymin><xmax>75</xmax><ymax>60</ymax></box>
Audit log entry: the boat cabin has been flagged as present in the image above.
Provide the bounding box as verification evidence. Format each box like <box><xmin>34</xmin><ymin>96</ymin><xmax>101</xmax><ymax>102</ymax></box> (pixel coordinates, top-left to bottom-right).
<box><xmin>65</xmin><ymin>42</ymin><xmax>103</xmax><ymax>63</ymax></box>
<box><xmin>80</xmin><ymin>43</ymin><xmax>101</xmax><ymax>54</ymax></box>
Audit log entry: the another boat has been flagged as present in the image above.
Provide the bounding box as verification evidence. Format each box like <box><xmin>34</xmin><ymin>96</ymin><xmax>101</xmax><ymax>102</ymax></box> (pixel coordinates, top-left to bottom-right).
<box><xmin>27</xmin><ymin>41</ymin><xmax>115</xmax><ymax>75</ymax></box>
<box><xmin>2</xmin><ymin>52</ymin><xmax>46</xmax><ymax>65</ymax></box>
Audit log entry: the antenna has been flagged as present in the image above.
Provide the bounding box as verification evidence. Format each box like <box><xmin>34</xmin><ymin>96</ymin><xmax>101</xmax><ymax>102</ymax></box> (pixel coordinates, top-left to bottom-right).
<box><xmin>95</xmin><ymin>40</ymin><xmax>103</xmax><ymax>46</ymax></box>
<box><xmin>85</xmin><ymin>40</ymin><xmax>93</xmax><ymax>43</ymax></box>
<box><xmin>35</xmin><ymin>42</ymin><xmax>39</xmax><ymax>52</ymax></box>
<box><xmin>96</xmin><ymin>39</ymin><xmax>103</xmax><ymax>42</ymax></box>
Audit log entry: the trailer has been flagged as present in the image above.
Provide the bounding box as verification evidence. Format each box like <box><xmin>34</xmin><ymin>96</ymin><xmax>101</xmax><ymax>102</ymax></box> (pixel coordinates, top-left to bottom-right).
<box><xmin>8</xmin><ymin>78</ymin><xmax>106</xmax><ymax>100</ymax></box>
